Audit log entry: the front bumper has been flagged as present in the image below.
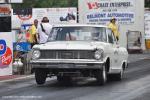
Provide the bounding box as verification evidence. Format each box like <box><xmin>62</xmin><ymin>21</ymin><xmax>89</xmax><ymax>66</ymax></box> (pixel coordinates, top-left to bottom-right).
<box><xmin>30</xmin><ymin>59</ymin><xmax>104</xmax><ymax>69</ymax></box>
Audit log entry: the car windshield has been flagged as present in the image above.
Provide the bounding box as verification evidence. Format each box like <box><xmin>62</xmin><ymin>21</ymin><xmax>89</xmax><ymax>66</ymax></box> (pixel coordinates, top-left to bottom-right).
<box><xmin>47</xmin><ymin>26</ymin><xmax>106</xmax><ymax>42</ymax></box>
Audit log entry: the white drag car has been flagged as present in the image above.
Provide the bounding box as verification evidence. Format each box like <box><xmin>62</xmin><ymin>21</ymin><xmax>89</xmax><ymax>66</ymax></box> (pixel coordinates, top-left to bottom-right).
<box><xmin>30</xmin><ymin>24</ymin><xmax>128</xmax><ymax>85</ymax></box>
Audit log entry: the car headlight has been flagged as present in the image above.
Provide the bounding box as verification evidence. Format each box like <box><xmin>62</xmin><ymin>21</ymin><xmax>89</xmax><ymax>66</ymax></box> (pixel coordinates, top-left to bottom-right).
<box><xmin>32</xmin><ymin>50</ymin><xmax>41</xmax><ymax>60</ymax></box>
<box><xmin>94</xmin><ymin>49</ymin><xmax>104</xmax><ymax>60</ymax></box>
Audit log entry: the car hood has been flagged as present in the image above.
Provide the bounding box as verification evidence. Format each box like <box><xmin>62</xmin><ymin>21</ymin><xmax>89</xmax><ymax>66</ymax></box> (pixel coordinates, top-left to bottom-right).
<box><xmin>33</xmin><ymin>41</ymin><xmax>105</xmax><ymax>50</ymax></box>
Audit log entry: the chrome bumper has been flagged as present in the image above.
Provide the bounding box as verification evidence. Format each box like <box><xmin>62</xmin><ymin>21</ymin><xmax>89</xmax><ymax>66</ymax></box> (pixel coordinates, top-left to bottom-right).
<box><xmin>30</xmin><ymin>59</ymin><xmax>104</xmax><ymax>69</ymax></box>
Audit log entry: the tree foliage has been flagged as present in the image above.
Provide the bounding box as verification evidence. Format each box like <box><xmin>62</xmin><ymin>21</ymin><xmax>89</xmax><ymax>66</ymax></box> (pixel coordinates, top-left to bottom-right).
<box><xmin>12</xmin><ymin>0</ymin><xmax>149</xmax><ymax>9</ymax></box>
<box><xmin>12</xmin><ymin>0</ymin><xmax>78</xmax><ymax>9</ymax></box>
<box><xmin>145</xmin><ymin>0</ymin><xmax>150</xmax><ymax>8</ymax></box>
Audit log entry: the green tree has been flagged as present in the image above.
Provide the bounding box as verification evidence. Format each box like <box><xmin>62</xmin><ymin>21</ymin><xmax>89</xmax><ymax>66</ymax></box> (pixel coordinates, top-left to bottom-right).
<box><xmin>12</xmin><ymin>0</ymin><xmax>78</xmax><ymax>8</ymax></box>
<box><xmin>145</xmin><ymin>0</ymin><xmax>150</xmax><ymax>8</ymax></box>
<box><xmin>12</xmin><ymin>0</ymin><xmax>149</xmax><ymax>9</ymax></box>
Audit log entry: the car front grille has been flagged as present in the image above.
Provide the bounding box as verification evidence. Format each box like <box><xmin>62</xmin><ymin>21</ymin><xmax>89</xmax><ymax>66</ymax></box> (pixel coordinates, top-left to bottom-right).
<box><xmin>40</xmin><ymin>50</ymin><xmax>94</xmax><ymax>59</ymax></box>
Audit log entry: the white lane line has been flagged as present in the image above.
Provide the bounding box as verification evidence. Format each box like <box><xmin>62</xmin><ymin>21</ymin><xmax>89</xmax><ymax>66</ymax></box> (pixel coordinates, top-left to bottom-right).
<box><xmin>128</xmin><ymin>57</ymin><xmax>150</xmax><ymax>63</ymax></box>
<box><xmin>0</xmin><ymin>75</ymin><xmax>34</xmax><ymax>83</ymax></box>
<box><xmin>116</xmin><ymin>75</ymin><xmax>150</xmax><ymax>100</ymax></box>
<box><xmin>139</xmin><ymin>57</ymin><xmax>150</xmax><ymax>60</ymax></box>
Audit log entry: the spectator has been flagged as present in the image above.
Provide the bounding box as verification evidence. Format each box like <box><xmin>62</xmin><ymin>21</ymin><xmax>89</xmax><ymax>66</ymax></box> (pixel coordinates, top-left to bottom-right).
<box><xmin>38</xmin><ymin>17</ymin><xmax>52</xmax><ymax>44</ymax></box>
<box><xmin>28</xmin><ymin>19</ymin><xmax>39</xmax><ymax>47</ymax></box>
<box><xmin>108</xmin><ymin>17</ymin><xmax>120</xmax><ymax>41</ymax></box>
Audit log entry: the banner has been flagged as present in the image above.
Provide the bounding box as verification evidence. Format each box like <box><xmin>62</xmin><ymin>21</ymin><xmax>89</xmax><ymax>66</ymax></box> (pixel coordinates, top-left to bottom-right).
<box><xmin>0</xmin><ymin>4</ymin><xmax>12</xmax><ymax>76</ymax></box>
<box><xmin>12</xmin><ymin>8</ymin><xmax>77</xmax><ymax>29</ymax></box>
<box><xmin>13</xmin><ymin>42</ymin><xmax>31</xmax><ymax>52</ymax></box>
<box><xmin>0</xmin><ymin>35</ymin><xmax>13</xmax><ymax>76</ymax></box>
<box><xmin>86</xmin><ymin>12</ymin><xmax>134</xmax><ymax>25</ymax></box>
<box><xmin>0</xmin><ymin>39</ymin><xmax>12</xmax><ymax>68</ymax></box>
<box><xmin>0</xmin><ymin>4</ymin><xmax>12</xmax><ymax>32</ymax></box>
<box><xmin>79</xmin><ymin>0</ymin><xmax>135</xmax><ymax>25</ymax></box>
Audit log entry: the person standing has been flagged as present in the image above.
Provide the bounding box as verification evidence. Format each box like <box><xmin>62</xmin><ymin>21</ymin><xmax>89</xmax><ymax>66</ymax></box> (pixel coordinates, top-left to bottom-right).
<box><xmin>28</xmin><ymin>19</ymin><xmax>39</xmax><ymax>47</ymax></box>
<box><xmin>38</xmin><ymin>17</ymin><xmax>52</xmax><ymax>44</ymax></box>
<box><xmin>108</xmin><ymin>18</ymin><xmax>120</xmax><ymax>41</ymax></box>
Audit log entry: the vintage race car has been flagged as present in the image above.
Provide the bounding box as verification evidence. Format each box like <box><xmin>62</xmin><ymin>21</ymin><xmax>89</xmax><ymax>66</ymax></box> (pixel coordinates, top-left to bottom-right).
<box><xmin>30</xmin><ymin>24</ymin><xmax>128</xmax><ymax>85</ymax></box>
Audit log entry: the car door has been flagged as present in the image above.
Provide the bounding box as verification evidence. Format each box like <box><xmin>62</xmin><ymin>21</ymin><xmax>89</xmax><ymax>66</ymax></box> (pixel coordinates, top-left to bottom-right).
<box><xmin>106</xmin><ymin>28</ymin><xmax>120</xmax><ymax>69</ymax></box>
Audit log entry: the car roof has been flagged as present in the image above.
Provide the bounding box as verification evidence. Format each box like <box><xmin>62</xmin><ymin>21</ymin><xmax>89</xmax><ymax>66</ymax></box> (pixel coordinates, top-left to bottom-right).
<box><xmin>53</xmin><ymin>24</ymin><xmax>108</xmax><ymax>28</ymax></box>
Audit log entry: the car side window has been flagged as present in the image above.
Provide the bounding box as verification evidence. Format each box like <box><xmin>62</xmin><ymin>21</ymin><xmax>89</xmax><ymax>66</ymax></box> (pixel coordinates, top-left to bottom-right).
<box><xmin>93</xmin><ymin>27</ymin><xmax>107</xmax><ymax>42</ymax></box>
<box><xmin>107</xmin><ymin>28</ymin><xmax>115</xmax><ymax>44</ymax></box>
<box><xmin>101</xmin><ymin>28</ymin><xmax>107</xmax><ymax>42</ymax></box>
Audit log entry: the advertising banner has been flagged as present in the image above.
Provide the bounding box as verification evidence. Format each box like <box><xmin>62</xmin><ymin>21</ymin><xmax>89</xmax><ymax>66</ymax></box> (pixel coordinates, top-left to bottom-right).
<box><xmin>12</xmin><ymin>8</ymin><xmax>32</xmax><ymax>29</ymax></box>
<box><xmin>145</xmin><ymin>11</ymin><xmax>150</xmax><ymax>39</ymax></box>
<box><xmin>13</xmin><ymin>42</ymin><xmax>31</xmax><ymax>52</ymax></box>
<box><xmin>50</xmin><ymin>8</ymin><xmax>76</xmax><ymax>23</ymax></box>
<box><xmin>0</xmin><ymin>39</ymin><xmax>12</xmax><ymax>68</ymax></box>
<box><xmin>0</xmin><ymin>4</ymin><xmax>11</xmax><ymax>16</ymax></box>
<box><xmin>0</xmin><ymin>4</ymin><xmax>11</xmax><ymax>32</ymax></box>
<box><xmin>78</xmin><ymin>0</ymin><xmax>145</xmax><ymax>50</ymax></box>
<box><xmin>79</xmin><ymin>0</ymin><xmax>135</xmax><ymax>25</ymax></box>
<box><xmin>0</xmin><ymin>4</ymin><xmax>12</xmax><ymax>76</ymax></box>
<box><xmin>12</xmin><ymin>8</ymin><xmax>77</xmax><ymax>29</ymax></box>
<box><xmin>0</xmin><ymin>35</ymin><xmax>13</xmax><ymax>76</ymax></box>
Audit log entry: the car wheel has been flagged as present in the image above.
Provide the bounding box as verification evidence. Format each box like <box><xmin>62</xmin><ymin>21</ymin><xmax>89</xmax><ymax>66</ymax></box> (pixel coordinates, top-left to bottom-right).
<box><xmin>114</xmin><ymin>68</ymin><xmax>124</xmax><ymax>81</ymax></box>
<box><xmin>35</xmin><ymin>69</ymin><xmax>47</xmax><ymax>85</ymax></box>
<box><xmin>96</xmin><ymin>65</ymin><xmax>107</xmax><ymax>85</ymax></box>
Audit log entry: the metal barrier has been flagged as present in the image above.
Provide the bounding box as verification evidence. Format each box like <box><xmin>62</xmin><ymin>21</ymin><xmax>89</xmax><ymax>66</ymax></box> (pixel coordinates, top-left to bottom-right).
<box><xmin>22</xmin><ymin>52</ymin><xmax>32</xmax><ymax>74</ymax></box>
<box><xmin>127</xmin><ymin>31</ymin><xmax>143</xmax><ymax>53</ymax></box>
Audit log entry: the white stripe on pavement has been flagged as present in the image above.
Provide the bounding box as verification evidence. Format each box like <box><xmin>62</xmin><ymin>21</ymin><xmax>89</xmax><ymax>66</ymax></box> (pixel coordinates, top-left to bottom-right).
<box><xmin>0</xmin><ymin>75</ymin><xmax>34</xmax><ymax>83</ymax></box>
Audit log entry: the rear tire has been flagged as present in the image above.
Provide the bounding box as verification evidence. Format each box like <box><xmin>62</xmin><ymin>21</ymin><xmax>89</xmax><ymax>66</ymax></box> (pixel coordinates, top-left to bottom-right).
<box><xmin>35</xmin><ymin>69</ymin><xmax>47</xmax><ymax>85</ymax></box>
<box><xmin>114</xmin><ymin>68</ymin><xmax>123</xmax><ymax>81</ymax></box>
<box><xmin>96</xmin><ymin>65</ymin><xmax>107</xmax><ymax>85</ymax></box>
<box><xmin>110</xmin><ymin>66</ymin><xmax>124</xmax><ymax>81</ymax></box>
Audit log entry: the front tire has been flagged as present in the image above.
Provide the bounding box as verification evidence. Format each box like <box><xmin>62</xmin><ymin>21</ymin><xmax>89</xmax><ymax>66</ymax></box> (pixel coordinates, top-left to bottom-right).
<box><xmin>35</xmin><ymin>69</ymin><xmax>47</xmax><ymax>85</ymax></box>
<box><xmin>96</xmin><ymin>65</ymin><xmax>107</xmax><ymax>85</ymax></box>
